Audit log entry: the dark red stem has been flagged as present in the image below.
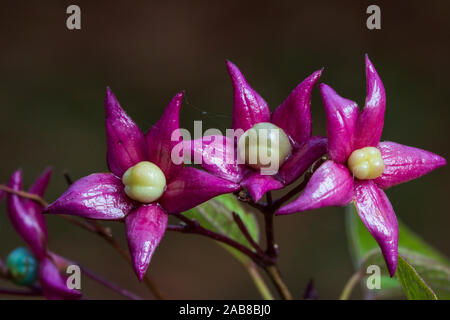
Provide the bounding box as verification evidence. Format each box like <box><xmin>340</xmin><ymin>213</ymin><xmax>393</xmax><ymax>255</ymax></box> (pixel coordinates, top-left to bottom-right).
<box><xmin>168</xmin><ymin>213</ymin><xmax>272</xmax><ymax>267</ymax></box>
<box><xmin>0</xmin><ymin>287</ymin><xmax>42</xmax><ymax>296</ymax></box>
<box><xmin>79</xmin><ymin>265</ymin><xmax>142</xmax><ymax>300</ymax></box>
<box><xmin>232</xmin><ymin>212</ymin><xmax>265</xmax><ymax>256</ymax></box>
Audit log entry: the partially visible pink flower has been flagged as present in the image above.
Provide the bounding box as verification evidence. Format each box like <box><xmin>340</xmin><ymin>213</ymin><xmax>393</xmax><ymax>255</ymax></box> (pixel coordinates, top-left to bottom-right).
<box><xmin>184</xmin><ymin>61</ymin><xmax>327</xmax><ymax>202</ymax></box>
<box><xmin>277</xmin><ymin>56</ymin><xmax>446</xmax><ymax>276</ymax></box>
<box><xmin>45</xmin><ymin>88</ymin><xmax>240</xmax><ymax>280</ymax></box>
<box><xmin>7</xmin><ymin>169</ymin><xmax>50</xmax><ymax>260</ymax></box>
<box><xmin>5</xmin><ymin>168</ymin><xmax>81</xmax><ymax>299</ymax></box>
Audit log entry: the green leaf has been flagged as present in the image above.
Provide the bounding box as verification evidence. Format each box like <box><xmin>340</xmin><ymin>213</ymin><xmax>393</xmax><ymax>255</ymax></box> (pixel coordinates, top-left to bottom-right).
<box><xmin>346</xmin><ymin>205</ymin><xmax>449</xmax><ymax>268</ymax></box>
<box><xmin>183</xmin><ymin>194</ymin><xmax>259</xmax><ymax>264</ymax></box>
<box><xmin>346</xmin><ymin>203</ymin><xmax>450</xmax><ymax>299</ymax></box>
<box><xmin>396</xmin><ymin>255</ymin><xmax>438</xmax><ymax>300</ymax></box>
<box><xmin>396</xmin><ymin>251</ymin><xmax>450</xmax><ymax>299</ymax></box>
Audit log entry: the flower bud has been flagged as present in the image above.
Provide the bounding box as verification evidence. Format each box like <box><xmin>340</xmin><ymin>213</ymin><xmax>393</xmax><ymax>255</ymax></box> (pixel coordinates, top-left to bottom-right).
<box><xmin>6</xmin><ymin>247</ymin><xmax>38</xmax><ymax>286</ymax></box>
<box><xmin>237</xmin><ymin>122</ymin><xmax>292</xmax><ymax>171</ymax></box>
<box><xmin>122</xmin><ymin>161</ymin><xmax>166</xmax><ymax>203</ymax></box>
<box><xmin>347</xmin><ymin>147</ymin><xmax>385</xmax><ymax>180</ymax></box>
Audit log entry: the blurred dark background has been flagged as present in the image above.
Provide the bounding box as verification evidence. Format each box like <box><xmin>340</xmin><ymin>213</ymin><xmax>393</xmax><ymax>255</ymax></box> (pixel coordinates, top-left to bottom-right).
<box><xmin>0</xmin><ymin>0</ymin><xmax>449</xmax><ymax>299</ymax></box>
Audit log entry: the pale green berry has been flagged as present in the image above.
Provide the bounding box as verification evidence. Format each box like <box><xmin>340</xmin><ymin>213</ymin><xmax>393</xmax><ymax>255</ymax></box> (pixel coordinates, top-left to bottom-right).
<box><xmin>347</xmin><ymin>147</ymin><xmax>385</xmax><ymax>180</ymax></box>
<box><xmin>237</xmin><ymin>122</ymin><xmax>292</xmax><ymax>171</ymax></box>
<box><xmin>122</xmin><ymin>161</ymin><xmax>166</xmax><ymax>203</ymax></box>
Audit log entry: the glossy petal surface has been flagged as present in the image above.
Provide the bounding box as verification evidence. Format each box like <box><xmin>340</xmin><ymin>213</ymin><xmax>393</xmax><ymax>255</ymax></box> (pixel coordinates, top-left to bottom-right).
<box><xmin>45</xmin><ymin>173</ymin><xmax>134</xmax><ymax>220</ymax></box>
<box><xmin>226</xmin><ymin>61</ymin><xmax>270</xmax><ymax>131</ymax></box>
<box><xmin>272</xmin><ymin>69</ymin><xmax>322</xmax><ymax>146</ymax></box>
<box><xmin>241</xmin><ymin>172</ymin><xmax>284</xmax><ymax>202</ymax></box>
<box><xmin>374</xmin><ymin>141</ymin><xmax>447</xmax><ymax>189</ymax></box>
<box><xmin>39</xmin><ymin>257</ymin><xmax>81</xmax><ymax>300</ymax></box>
<box><xmin>24</xmin><ymin>167</ymin><xmax>52</xmax><ymax>239</ymax></box>
<box><xmin>126</xmin><ymin>204</ymin><xmax>168</xmax><ymax>280</ymax></box>
<box><xmin>184</xmin><ymin>135</ymin><xmax>249</xmax><ymax>183</ymax></box>
<box><xmin>354</xmin><ymin>56</ymin><xmax>386</xmax><ymax>149</ymax></box>
<box><xmin>6</xmin><ymin>170</ymin><xmax>47</xmax><ymax>259</ymax></box>
<box><xmin>146</xmin><ymin>92</ymin><xmax>184</xmax><ymax>181</ymax></box>
<box><xmin>278</xmin><ymin>136</ymin><xmax>327</xmax><ymax>185</ymax></box>
<box><xmin>320</xmin><ymin>84</ymin><xmax>359</xmax><ymax>163</ymax></box>
<box><xmin>277</xmin><ymin>160</ymin><xmax>353</xmax><ymax>215</ymax></box>
<box><xmin>353</xmin><ymin>180</ymin><xmax>398</xmax><ymax>276</ymax></box>
<box><xmin>160</xmin><ymin>167</ymin><xmax>240</xmax><ymax>214</ymax></box>
<box><xmin>105</xmin><ymin>88</ymin><xmax>147</xmax><ymax>177</ymax></box>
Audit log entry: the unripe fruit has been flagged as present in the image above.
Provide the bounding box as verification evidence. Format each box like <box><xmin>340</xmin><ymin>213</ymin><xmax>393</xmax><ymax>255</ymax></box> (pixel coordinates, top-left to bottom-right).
<box><xmin>347</xmin><ymin>147</ymin><xmax>385</xmax><ymax>180</ymax></box>
<box><xmin>122</xmin><ymin>161</ymin><xmax>166</xmax><ymax>203</ymax></box>
<box><xmin>6</xmin><ymin>247</ymin><xmax>38</xmax><ymax>286</ymax></box>
<box><xmin>237</xmin><ymin>122</ymin><xmax>292</xmax><ymax>171</ymax></box>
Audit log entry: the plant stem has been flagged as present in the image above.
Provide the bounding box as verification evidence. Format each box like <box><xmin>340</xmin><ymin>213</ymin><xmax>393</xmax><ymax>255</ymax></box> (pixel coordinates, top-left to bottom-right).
<box><xmin>339</xmin><ymin>271</ymin><xmax>363</xmax><ymax>300</ymax></box>
<box><xmin>246</xmin><ymin>262</ymin><xmax>274</xmax><ymax>300</ymax></box>
<box><xmin>79</xmin><ymin>265</ymin><xmax>142</xmax><ymax>300</ymax></box>
<box><xmin>0</xmin><ymin>185</ymin><xmax>48</xmax><ymax>207</ymax></box>
<box><xmin>167</xmin><ymin>217</ymin><xmax>269</xmax><ymax>267</ymax></box>
<box><xmin>232</xmin><ymin>212</ymin><xmax>265</xmax><ymax>255</ymax></box>
<box><xmin>169</xmin><ymin>213</ymin><xmax>294</xmax><ymax>300</ymax></box>
<box><xmin>265</xmin><ymin>265</ymin><xmax>292</xmax><ymax>300</ymax></box>
<box><xmin>266</xmin><ymin>192</ymin><xmax>273</xmax><ymax>207</ymax></box>
<box><xmin>237</xmin><ymin>157</ymin><xmax>326</xmax><ymax>299</ymax></box>
<box><xmin>0</xmin><ymin>184</ymin><xmax>164</xmax><ymax>300</ymax></box>
<box><xmin>271</xmin><ymin>178</ymin><xmax>309</xmax><ymax>211</ymax></box>
<box><xmin>70</xmin><ymin>220</ymin><xmax>164</xmax><ymax>300</ymax></box>
<box><xmin>99</xmin><ymin>233</ymin><xmax>164</xmax><ymax>299</ymax></box>
<box><xmin>263</xmin><ymin>209</ymin><xmax>277</xmax><ymax>258</ymax></box>
<box><xmin>0</xmin><ymin>287</ymin><xmax>42</xmax><ymax>296</ymax></box>
<box><xmin>271</xmin><ymin>157</ymin><xmax>326</xmax><ymax>211</ymax></box>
